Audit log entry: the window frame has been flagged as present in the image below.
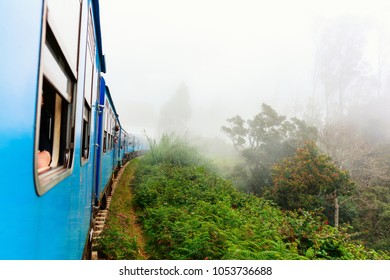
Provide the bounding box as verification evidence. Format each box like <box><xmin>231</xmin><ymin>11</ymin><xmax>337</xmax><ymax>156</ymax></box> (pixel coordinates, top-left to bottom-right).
<box><xmin>34</xmin><ymin>3</ymin><xmax>80</xmax><ymax>196</ymax></box>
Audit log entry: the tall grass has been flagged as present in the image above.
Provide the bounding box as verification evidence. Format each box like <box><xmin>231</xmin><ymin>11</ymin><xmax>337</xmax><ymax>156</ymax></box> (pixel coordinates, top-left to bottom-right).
<box><xmin>143</xmin><ymin>133</ymin><xmax>208</xmax><ymax>167</ymax></box>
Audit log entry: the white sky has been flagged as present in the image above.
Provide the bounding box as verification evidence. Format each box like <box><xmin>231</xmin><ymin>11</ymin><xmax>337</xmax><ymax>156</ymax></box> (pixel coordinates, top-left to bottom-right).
<box><xmin>99</xmin><ymin>0</ymin><xmax>390</xmax><ymax>138</ymax></box>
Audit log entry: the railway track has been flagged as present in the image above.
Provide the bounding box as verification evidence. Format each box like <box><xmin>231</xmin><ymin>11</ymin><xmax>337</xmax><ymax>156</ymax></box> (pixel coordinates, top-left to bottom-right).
<box><xmin>91</xmin><ymin>162</ymin><xmax>130</xmax><ymax>260</ymax></box>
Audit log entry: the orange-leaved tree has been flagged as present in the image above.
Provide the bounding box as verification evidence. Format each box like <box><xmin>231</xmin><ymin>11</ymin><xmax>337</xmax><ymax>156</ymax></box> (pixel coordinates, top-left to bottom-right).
<box><xmin>271</xmin><ymin>141</ymin><xmax>355</xmax><ymax>228</ymax></box>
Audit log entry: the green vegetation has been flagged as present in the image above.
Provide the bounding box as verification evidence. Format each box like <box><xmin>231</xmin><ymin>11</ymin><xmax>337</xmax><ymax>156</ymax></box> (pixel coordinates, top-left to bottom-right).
<box><xmin>131</xmin><ymin>135</ymin><xmax>388</xmax><ymax>260</ymax></box>
<box><xmin>95</xmin><ymin>159</ymin><xmax>147</xmax><ymax>260</ymax></box>
<box><xmin>96</xmin><ymin>133</ymin><xmax>389</xmax><ymax>259</ymax></box>
<box><xmin>223</xmin><ymin>104</ymin><xmax>390</xmax><ymax>251</ymax></box>
<box><xmin>221</xmin><ymin>103</ymin><xmax>317</xmax><ymax>195</ymax></box>
<box><xmin>145</xmin><ymin>134</ymin><xmax>207</xmax><ymax>167</ymax></box>
<box><xmin>271</xmin><ymin>141</ymin><xmax>355</xmax><ymax>228</ymax></box>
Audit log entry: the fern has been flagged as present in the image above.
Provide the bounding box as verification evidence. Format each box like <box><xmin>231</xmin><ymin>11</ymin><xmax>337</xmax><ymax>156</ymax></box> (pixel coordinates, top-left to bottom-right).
<box><xmin>133</xmin><ymin>136</ymin><xmax>390</xmax><ymax>260</ymax></box>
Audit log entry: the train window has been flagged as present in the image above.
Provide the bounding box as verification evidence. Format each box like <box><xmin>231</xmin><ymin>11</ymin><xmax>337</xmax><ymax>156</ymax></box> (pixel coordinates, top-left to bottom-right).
<box><xmin>82</xmin><ymin>101</ymin><xmax>91</xmax><ymax>160</ymax></box>
<box><xmin>103</xmin><ymin>102</ymin><xmax>107</xmax><ymax>153</ymax></box>
<box><xmin>103</xmin><ymin>99</ymin><xmax>115</xmax><ymax>152</ymax></box>
<box><xmin>36</xmin><ymin>25</ymin><xmax>77</xmax><ymax>194</ymax></box>
<box><xmin>35</xmin><ymin>3</ymin><xmax>80</xmax><ymax>195</ymax></box>
<box><xmin>103</xmin><ymin>131</ymin><xmax>107</xmax><ymax>153</ymax></box>
<box><xmin>81</xmin><ymin>11</ymin><xmax>95</xmax><ymax>163</ymax></box>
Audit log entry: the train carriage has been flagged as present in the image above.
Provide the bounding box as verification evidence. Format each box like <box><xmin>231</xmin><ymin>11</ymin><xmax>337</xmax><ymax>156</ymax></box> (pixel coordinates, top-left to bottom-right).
<box><xmin>94</xmin><ymin>83</ymin><xmax>121</xmax><ymax>209</ymax></box>
<box><xmin>0</xmin><ymin>0</ymin><xmax>142</xmax><ymax>260</ymax></box>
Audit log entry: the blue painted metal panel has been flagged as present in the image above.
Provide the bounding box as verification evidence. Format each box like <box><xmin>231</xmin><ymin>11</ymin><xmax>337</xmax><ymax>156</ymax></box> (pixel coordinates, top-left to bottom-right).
<box><xmin>0</xmin><ymin>0</ymin><xmax>146</xmax><ymax>259</ymax></box>
<box><xmin>0</xmin><ymin>0</ymin><xmax>46</xmax><ymax>260</ymax></box>
<box><xmin>0</xmin><ymin>0</ymin><xmax>106</xmax><ymax>260</ymax></box>
<box><xmin>100</xmin><ymin>149</ymin><xmax>115</xmax><ymax>195</ymax></box>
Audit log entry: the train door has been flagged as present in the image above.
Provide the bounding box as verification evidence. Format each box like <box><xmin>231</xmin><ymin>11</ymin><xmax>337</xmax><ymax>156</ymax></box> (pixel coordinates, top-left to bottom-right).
<box><xmin>92</xmin><ymin>77</ymin><xmax>106</xmax><ymax>208</ymax></box>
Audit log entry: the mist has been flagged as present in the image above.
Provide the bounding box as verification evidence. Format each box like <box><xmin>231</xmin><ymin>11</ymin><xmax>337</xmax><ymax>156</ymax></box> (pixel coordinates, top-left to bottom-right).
<box><xmin>99</xmin><ymin>0</ymin><xmax>390</xmax><ymax>145</ymax></box>
<box><xmin>97</xmin><ymin>0</ymin><xmax>390</xmax><ymax>253</ymax></box>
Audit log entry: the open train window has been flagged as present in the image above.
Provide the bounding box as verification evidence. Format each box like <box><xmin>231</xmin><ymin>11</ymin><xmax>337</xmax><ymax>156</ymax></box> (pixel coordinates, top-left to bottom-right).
<box><xmin>82</xmin><ymin>101</ymin><xmax>91</xmax><ymax>160</ymax></box>
<box><xmin>36</xmin><ymin>39</ymin><xmax>76</xmax><ymax>192</ymax></box>
<box><xmin>35</xmin><ymin>2</ymin><xmax>80</xmax><ymax>195</ymax></box>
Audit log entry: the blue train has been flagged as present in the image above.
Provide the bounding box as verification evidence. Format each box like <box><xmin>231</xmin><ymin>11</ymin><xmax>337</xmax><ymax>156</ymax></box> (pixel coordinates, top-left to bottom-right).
<box><xmin>0</xmin><ymin>0</ymin><xmax>145</xmax><ymax>259</ymax></box>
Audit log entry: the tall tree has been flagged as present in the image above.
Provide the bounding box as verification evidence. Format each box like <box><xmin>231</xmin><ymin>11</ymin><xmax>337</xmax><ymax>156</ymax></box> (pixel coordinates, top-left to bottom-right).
<box><xmin>318</xmin><ymin>119</ymin><xmax>390</xmax><ymax>248</ymax></box>
<box><xmin>314</xmin><ymin>16</ymin><xmax>367</xmax><ymax>121</ymax></box>
<box><xmin>222</xmin><ymin>104</ymin><xmax>317</xmax><ymax>195</ymax></box>
<box><xmin>372</xmin><ymin>19</ymin><xmax>390</xmax><ymax>97</ymax></box>
<box><xmin>271</xmin><ymin>142</ymin><xmax>355</xmax><ymax>228</ymax></box>
<box><xmin>158</xmin><ymin>83</ymin><xmax>192</xmax><ymax>136</ymax></box>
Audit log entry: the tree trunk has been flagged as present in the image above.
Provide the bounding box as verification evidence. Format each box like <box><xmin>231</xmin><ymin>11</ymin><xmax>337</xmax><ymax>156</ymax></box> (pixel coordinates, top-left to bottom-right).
<box><xmin>334</xmin><ymin>190</ymin><xmax>339</xmax><ymax>229</ymax></box>
<box><xmin>325</xmin><ymin>85</ymin><xmax>330</xmax><ymax>124</ymax></box>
